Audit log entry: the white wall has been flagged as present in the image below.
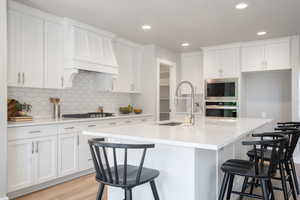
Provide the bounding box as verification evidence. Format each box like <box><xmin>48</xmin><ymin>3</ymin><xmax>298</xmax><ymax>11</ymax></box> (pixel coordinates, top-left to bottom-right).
<box><xmin>243</xmin><ymin>70</ymin><xmax>292</xmax><ymax>122</ymax></box>
<box><xmin>0</xmin><ymin>0</ymin><xmax>7</xmax><ymax>198</ymax></box>
<box><xmin>132</xmin><ymin>45</ymin><xmax>180</xmax><ymax>120</ymax></box>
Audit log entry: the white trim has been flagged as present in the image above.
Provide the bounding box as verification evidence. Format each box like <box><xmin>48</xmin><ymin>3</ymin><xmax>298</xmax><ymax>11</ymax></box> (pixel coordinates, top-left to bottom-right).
<box><xmin>156</xmin><ymin>58</ymin><xmax>177</xmax><ymax>120</ymax></box>
<box><xmin>64</xmin><ymin>18</ymin><xmax>115</xmax><ymax>38</ymax></box>
<box><xmin>9</xmin><ymin>0</ymin><xmax>63</xmax><ymax>24</ymax></box>
<box><xmin>114</xmin><ymin>38</ymin><xmax>143</xmax><ymax>48</ymax></box>
<box><xmin>0</xmin><ymin>0</ymin><xmax>7</xmax><ymax>198</ymax></box>
<box><xmin>181</xmin><ymin>51</ymin><xmax>202</xmax><ymax>57</ymax></box>
<box><xmin>0</xmin><ymin>197</ymin><xmax>9</xmax><ymax>200</ymax></box>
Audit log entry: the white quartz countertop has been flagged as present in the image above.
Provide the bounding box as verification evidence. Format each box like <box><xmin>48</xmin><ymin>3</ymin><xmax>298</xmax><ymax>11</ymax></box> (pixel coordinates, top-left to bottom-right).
<box><xmin>83</xmin><ymin>117</ymin><xmax>272</xmax><ymax>150</ymax></box>
<box><xmin>7</xmin><ymin>114</ymin><xmax>153</xmax><ymax>128</ymax></box>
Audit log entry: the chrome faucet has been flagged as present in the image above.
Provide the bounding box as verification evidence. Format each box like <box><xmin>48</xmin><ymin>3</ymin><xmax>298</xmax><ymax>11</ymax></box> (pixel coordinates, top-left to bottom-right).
<box><xmin>175</xmin><ymin>81</ymin><xmax>195</xmax><ymax>125</ymax></box>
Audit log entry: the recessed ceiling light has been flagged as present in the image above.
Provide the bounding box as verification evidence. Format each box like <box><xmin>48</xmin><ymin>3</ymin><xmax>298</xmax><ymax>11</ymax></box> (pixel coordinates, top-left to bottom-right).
<box><xmin>181</xmin><ymin>43</ymin><xmax>190</xmax><ymax>47</ymax></box>
<box><xmin>235</xmin><ymin>3</ymin><xmax>248</xmax><ymax>10</ymax></box>
<box><xmin>257</xmin><ymin>31</ymin><xmax>267</xmax><ymax>36</ymax></box>
<box><xmin>141</xmin><ymin>25</ymin><xmax>152</xmax><ymax>30</ymax></box>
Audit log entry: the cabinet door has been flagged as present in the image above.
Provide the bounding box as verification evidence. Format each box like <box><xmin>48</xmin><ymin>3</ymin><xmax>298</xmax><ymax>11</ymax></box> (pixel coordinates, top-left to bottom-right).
<box><xmin>219</xmin><ymin>48</ymin><xmax>239</xmax><ymax>78</ymax></box>
<box><xmin>21</xmin><ymin>14</ymin><xmax>44</xmax><ymax>88</ymax></box>
<box><xmin>265</xmin><ymin>40</ymin><xmax>290</xmax><ymax>70</ymax></box>
<box><xmin>59</xmin><ymin>133</ymin><xmax>78</xmax><ymax>176</ymax></box>
<box><xmin>44</xmin><ymin>21</ymin><xmax>64</xmax><ymax>89</ymax></box>
<box><xmin>8</xmin><ymin>139</ymin><xmax>34</xmax><ymax>192</ymax></box>
<box><xmin>78</xmin><ymin>134</ymin><xmax>94</xmax><ymax>170</ymax></box>
<box><xmin>181</xmin><ymin>53</ymin><xmax>203</xmax><ymax>94</ymax></box>
<box><xmin>8</xmin><ymin>11</ymin><xmax>22</xmax><ymax>87</ymax></box>
<box><xmin>35</xmin><ymin>136</ymin><xmax>58</xmax><ymax>184</ymax></box>
<box><xmin>114</xmin><ymin>42</ymin><xmax>134</xmax><ymax>92</ymax></box>
<box><xmin>241</xmin><ymin>44</ymin><xmax>265</xmax><ymax>72</ymax></box>
<box><xmin>203</xmin><ymin>50</ymin><xmax>220</xmax><ymax>79</ymax></box>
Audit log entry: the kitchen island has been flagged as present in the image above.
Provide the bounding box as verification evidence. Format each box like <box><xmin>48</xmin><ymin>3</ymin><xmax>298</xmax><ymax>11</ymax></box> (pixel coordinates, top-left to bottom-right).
<box><xmin>83</xmin><ymin>117</ymin><xmax>272</xmax><ymax>200</ymax></box>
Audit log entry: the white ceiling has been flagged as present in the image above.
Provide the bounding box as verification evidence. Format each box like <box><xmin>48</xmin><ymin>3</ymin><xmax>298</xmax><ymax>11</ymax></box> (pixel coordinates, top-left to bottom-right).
<box><xmin>16</xmin><ymin>0</ymin><xmax>300</xmax><ymax>52</ymax></box>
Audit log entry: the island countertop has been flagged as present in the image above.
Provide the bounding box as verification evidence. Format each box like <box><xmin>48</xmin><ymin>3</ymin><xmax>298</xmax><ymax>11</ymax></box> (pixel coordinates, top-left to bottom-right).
<box><xmin>83</xmin><ymin>117</ymin><xmax>272</xmax><ymax>150</ymax></box>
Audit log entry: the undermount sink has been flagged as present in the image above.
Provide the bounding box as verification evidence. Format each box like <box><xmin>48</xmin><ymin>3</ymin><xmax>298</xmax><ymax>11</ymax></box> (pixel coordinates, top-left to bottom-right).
<box><xmin>159</xmin><ymin>122</ymin><xmax>183</xmax><ymax>126</ymax></box>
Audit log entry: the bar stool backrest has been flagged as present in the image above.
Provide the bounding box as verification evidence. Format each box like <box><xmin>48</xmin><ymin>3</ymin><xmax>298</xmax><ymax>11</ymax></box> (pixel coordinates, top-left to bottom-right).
<box><xmin>88</xmin><ymin>138</ymin><xmax>155</xmax><ymax>187</ymax></box>
<box><xmin>242</xmin><ymin>133</ymin><xmax>288</xmax><ymax>176</ymax></box>
<box><xmin>275</xmin><ymin>126</ymin><xmax>300</xmax><ymax>160</ymax></box>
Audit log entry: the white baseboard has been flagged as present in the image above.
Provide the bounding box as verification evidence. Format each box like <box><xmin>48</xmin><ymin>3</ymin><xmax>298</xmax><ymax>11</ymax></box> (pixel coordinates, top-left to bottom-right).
<box><xmin>0</xmin><ymin>196</ymin><xmax>9</xmax><ymax>200</ymax></box>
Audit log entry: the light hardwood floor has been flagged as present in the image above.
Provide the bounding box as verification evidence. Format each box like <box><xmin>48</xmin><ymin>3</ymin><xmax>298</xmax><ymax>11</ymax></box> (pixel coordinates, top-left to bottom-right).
<box><xmin>14</xmin><ymin>166</ymin><xmax>300</xmax><ymax>200</ymax></box>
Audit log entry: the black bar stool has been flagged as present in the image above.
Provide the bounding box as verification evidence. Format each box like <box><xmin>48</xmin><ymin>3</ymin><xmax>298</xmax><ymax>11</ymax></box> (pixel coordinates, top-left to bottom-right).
<box><xmin>277</xmin><ymin>122</ymin><xmax>300</xmax><ymax>195</ymax></box>
<box><xmin>88</xmin><ymin>138</ymin><xmax>160</xmax><ymax>200</ymax></box>
<box><xmin>218</xmin><ymin>133</ymin><xmax>288</xmax><ymax>200</ymax></box>
<box><xmin>242</xmin><ymin>130</ymin><xmax>299</xmax><ymax>200</ymax></box>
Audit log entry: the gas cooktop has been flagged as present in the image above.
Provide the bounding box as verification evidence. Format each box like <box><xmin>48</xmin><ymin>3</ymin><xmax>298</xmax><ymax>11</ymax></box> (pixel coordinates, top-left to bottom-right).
<box><xmin>62</xmin><ymin>112</ymin><xmax>114</xmax><ymax>119</ymax></box>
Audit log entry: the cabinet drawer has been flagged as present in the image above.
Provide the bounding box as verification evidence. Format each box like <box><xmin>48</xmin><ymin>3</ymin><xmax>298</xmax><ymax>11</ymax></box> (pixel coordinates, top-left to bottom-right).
<box><xmin>59</xmin><ymin>124</ymin><xmax>80</xmax><ymax>134</ymax></box>
<box><xmin>8</xmin><ymin>125</ymin><xmax>58</xmax><ymax>141</ymax></box>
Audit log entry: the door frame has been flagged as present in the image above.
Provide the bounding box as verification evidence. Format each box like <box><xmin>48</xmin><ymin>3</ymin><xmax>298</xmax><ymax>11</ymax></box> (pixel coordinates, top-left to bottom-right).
<box><xmin>156</xmin><ymin>58</ymin><xmax>177</xmax><ymax>121</ymax></box>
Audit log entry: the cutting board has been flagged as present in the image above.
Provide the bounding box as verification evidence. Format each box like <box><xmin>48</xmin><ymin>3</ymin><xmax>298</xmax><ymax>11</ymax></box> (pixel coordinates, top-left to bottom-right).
<box><xmin>8</xmin><ymin>116</ymin><xmax>33</xmax><ymax>122</ymax></box>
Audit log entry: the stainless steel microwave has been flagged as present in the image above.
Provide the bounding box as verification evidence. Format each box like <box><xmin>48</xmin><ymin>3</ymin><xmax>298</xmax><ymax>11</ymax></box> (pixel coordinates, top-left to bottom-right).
<box><xmin>205</xmin><ymin>78</ymin><xmax>238</xmax><ymax>100</ymax></box>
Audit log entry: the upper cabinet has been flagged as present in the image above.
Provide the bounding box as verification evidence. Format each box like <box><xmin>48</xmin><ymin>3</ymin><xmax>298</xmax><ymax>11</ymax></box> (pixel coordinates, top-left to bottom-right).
<box><xmin>8</xmin><ymin>2</ymin><xmax>66</xmax><ymax>89</ymax></box>
<box><xmin>181</xmin><ymin>52</ymin><xmax>203</xmax><ymax>94</ymax></box>
<box><xmin>203</xmin><ymin>46</ymin><xmax>240</xmax><ymax>79</ymax></box>
<box><xmin>8</xmin><ymin>10</ymin><xmax>44</xmax><ymax>88</ymax></box>
<box><xmin>113</xmin><ymin>39</ymin><xmax>142</xmax><ymax>93</ymax></box>
<box><xmin>64</xmin><ymin>19</ymin><xmax>119</xmax><ymax>74</ymax></box>
<box><xmin>241</xmin><ymin>38</ymin><xmax>291</xmax><ymax>72</ymax></box>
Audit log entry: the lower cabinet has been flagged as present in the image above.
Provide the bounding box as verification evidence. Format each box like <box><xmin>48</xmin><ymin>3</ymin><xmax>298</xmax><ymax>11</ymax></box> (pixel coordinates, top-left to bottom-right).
<box><xmin>7</xmin><ymin>116</ymin><xmax>153</xmax><ymax>193</ymax></box>
<box><xmin>58</xmin><ymin>128</ymin><xmax>79</xmax><ymax>176</ymax></box>
<box><xmin>35</xmin><ymin>136</ymin><xmax>58</xmax><ymax>184</ymax></box>
<box><xmin>7</xmin><ymin>136</ymin><xmax>58</xmax><ymax>192</ymax></box>
<box><xmin>8</xmin><ymin>139</ymin><xmax>35</xmax><ymax>192</ymax></box>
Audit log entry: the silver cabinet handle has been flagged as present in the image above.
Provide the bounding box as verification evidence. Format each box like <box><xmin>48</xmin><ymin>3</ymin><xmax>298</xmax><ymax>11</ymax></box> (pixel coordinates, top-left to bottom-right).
<box><xmin>32</xmin><ymin>141</ymin><xmax>34</xmax><ymax>154</ymax></box>
<box><xmin>77</xmin><ymin>135</ymin><xmax>79</xmax><ymax>146</ymax></box>
<box><xmin>109</xmin><ymin>122</ymin><xmax>117</xmax><ymax>126</ymax></box>
<box><xmin>36</xmin><ymin>141</ymin><xmax>39</xmax><ymax>153</ymax></box>
<box><xmin>88</xmin><ymin>158</ymin><xmax>92</xmax><ymax>161</ymax></box>
<box><xmin>125</xmin><ymin>120</ymin><xmax>132</xmax><ymax>124</ymax></box>
<box><xmin>29</xmin><ymin>130</ymin><xmax>41</xmax><ymax>134</ymax></box>
<box><xmin>64</xmin><ymin>127</ymin><xmax>75</xmax><ymax>130</ymax></box>
<box><xmin>22</xmin><ymin>72</ymin><xmax>25</xmax><ymax>85</ymax></box>
<box><xmin>88</xmin><ymin>124</ymin><xmax>96</xmax><ymax>127</ymax></box>
<box><xmin>17</xmin><ymin>72</ymin><xmax>21</xmax><ymax>84</ymax></box>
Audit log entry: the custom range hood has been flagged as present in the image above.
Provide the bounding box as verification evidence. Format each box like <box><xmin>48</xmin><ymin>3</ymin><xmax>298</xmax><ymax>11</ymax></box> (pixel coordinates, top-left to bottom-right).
<box><xmin>63</xmin><ymin>18</ymin><xmax>119</xmax><ymax>77</ymax></box>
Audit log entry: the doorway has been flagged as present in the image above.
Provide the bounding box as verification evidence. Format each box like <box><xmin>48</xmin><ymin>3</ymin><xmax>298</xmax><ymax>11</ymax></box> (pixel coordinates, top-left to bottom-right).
<box><xmin>157</xmin><ymin>59</ymin><xmax>176</xmax><ymax>121</ymax></box>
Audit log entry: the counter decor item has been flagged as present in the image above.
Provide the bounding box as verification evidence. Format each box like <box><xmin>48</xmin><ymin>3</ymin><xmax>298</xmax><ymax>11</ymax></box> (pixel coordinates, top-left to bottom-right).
<box><xmin>134</xmin><ymin>108</ymin><xmax>143</xmax><ymax>114</ymax></box>
<box><xmin>49</xmin><ymin>97</ymin><xmax>61</xmax><ymax>120</ymax></box>
<box><xmin>119</xmin><ymin>104</ymin><xmax>133</xmax><ymax>114</ymax></box>
<box><xmin>8</xmin><ymin>99</ymin><xmax>33</xmax><ymax>122</ymax></box>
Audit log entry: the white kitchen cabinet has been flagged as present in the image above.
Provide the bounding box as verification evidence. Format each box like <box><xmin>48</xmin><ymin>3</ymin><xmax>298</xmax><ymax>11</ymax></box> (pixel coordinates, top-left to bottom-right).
<box><xmin>203</xmin><ymin>47</ymin><xmax>239</xmax><ymax>79</ymax></box>
<box><xmin>241</xmin><ymin>38</ymin><xmax>290</xmax><ymax>72</ymax></box>
<box><xmin>58</xmin><ymin>133</ymin><xmax>78</xmax><ymax>176</ymax></box>
<box><xmin>35</xmin><ymin>136</ymin><xmax>58</xmax><ymax>184</ymax></box>
<box><xmin>113</xmin><ymin>39</ymin><xmax>142</xmax><ymax>93</ymax></box>
<box><xmin>78</xmin><ymin>133</ymin><xmax>94</xmax><ymax>170</ymax></box>
<box><xmin>44</xmin><ymin>21</ymin><xmax>64</xmax><ymax>89</ymax></box>
<box><xmin>8</xmin><ymin>10</ymin><xmax>44</xmax><ymax>88</ymax></box>
<box><xmin>8</xmin><ymin>139</ymin><xmax>34</xmax><ymax>192</ymax></box>
<box><xmin>181</xmin><ymin>52</ymin><xmax>203</xmax><ymax>94</ymax></box>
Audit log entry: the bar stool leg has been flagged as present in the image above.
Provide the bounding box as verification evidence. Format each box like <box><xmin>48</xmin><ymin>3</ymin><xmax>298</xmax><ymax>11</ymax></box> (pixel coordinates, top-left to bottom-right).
<box><xmin>125</xmin><ymin>188</ymin><xmax>132</xmax><ymax>200</ymax></box>
<box><xmin>267</xmin><ymin>180</ymin><xmax>275</xmax><ymax>200</ymax></box>
<box><xmin>279</xmin><ymin>163</ymin><xmax>289</xmax><ymax>200</ymax></box>
<box><xmin>96</xmin><ymin>183</ymin><xmax>105</xmax><ymax>200</ymax></box>
<box><xmin>150</xmin><ymin>180</ymin><xmax>160</xmax><ymax>200</ymax></box>
<box><xmin>226</xmin><ymin>175</ymin><xmax>235</xmax><ymax>200</ymax></box>
<box><xmin>285</xmin><ymin>162</ymin><xmax>297</xmax><ymax>200</ymax></box>
<box><xmin>290</xmin><ymin>159</ymin><xmax>300</xmax><ymax>195</ymax></box>
<box><xmin>261</xmin><ymin>179</ymin><xmax>269</xmax><ymax>200</ymax></box>
<box><xmin>239</xmin><ymin>177</ymin><xmax>249</xmax><ymax>200</ymax></box>
<box><xmin>218</xmin><ymin>173</ymin><xmax>230</xmax><ymax>200</ymax></box>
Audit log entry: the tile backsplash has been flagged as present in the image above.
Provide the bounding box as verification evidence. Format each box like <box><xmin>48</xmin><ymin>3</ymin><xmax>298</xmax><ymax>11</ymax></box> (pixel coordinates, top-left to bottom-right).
<box><xmin>8</xmin><ymin>71</ymin><xmax>132</xmax><ymax>118</ymax></box>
